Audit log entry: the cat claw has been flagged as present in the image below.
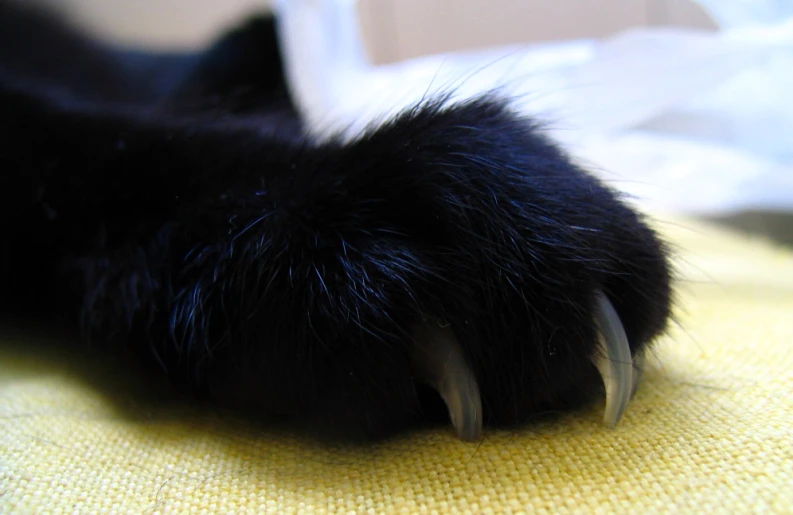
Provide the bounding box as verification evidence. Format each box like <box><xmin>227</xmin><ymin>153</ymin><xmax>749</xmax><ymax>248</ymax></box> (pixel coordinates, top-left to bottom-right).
<box><xmin>592</xmin><ymin>289</ymin><xmax>635</xmax><ymax>427</ymax></box>
<box><xmin>412</xmin><ymin>319</ymin><xmax>483</xmax><ymax>442</ymax></box>
<box><xmin>412</xmin><ymin>290</ymin><xmax>636</xmax><ymax>440</ymax></box>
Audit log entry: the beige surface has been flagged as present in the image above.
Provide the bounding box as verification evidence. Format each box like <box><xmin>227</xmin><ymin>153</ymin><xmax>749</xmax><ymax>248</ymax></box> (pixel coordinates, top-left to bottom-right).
<box><xmin>360</xmin><ymin>0</ymin><xmax>718</xmax><ymax>64</ymax></box>
<box><xmin>2</xmin><ymin>216</ymin><xmax>792</xmax><ymax>513</ymax></box>
<box><xmin>59</xmin><ymin>0</ymin><xmax>716</xmax><ymax>60</ymax></box>
<box><xmin>58</xmin><ymin>0</ymin><xmax>270</xmax><ymax>49</ymax></box>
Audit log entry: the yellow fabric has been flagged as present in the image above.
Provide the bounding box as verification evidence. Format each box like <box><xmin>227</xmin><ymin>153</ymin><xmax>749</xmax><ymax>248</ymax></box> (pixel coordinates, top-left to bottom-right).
<box><xmin>2</xmin><ymin>216</ymin><xmax>792</xmax><ymax>514</ymax></box>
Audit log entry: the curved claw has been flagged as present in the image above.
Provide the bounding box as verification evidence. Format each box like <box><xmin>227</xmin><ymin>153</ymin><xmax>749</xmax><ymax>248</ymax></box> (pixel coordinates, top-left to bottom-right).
<box><xmin>412</xmin><ymin>320</ymin><xmax>482</xmax><ymax>442</ymax></box>
<box><xmin>592</xmin><ymin>290</ymin><xmax>634</xmax><ymax>427</ymax></box>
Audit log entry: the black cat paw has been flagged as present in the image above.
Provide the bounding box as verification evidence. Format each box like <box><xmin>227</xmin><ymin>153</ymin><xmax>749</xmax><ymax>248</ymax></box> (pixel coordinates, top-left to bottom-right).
<box><xmin>156</xmin><ymin>96</ymin><xmax>673</xmax><ymax>442</ymax></box>
<box><xmin>0</xmin><ymin>0</ymin><xmax>673</xmax><ymax>442</ymax></box>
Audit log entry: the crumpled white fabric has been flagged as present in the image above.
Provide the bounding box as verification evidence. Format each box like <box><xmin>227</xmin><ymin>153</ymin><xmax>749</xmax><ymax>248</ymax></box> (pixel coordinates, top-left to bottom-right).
<box><xmin>274</xmin><ymin>0</ymin><xmax>793</xmax><ymax>215</ymax></box>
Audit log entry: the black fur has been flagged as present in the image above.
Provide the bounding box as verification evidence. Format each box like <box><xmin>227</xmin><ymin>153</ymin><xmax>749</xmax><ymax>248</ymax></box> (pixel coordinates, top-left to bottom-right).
<box><xmin>0</xmin><ymin>1</ymin><xmax>672</xmax><ymax>441</ymax></box>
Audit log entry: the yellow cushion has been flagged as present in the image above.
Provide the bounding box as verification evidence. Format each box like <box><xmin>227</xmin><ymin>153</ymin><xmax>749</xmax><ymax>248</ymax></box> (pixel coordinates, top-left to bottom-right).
<box><xmin>2</xmin><ymin>215</ymin><xmax>792</xmax><ymax>513</ymax></box>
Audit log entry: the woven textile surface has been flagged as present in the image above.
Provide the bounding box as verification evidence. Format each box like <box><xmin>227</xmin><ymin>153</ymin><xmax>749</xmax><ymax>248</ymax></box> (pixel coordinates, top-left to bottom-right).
<box><xmin>2</xmin><ymin>215</ymin><xmax>791</xmax><ymax>513</ymax></box>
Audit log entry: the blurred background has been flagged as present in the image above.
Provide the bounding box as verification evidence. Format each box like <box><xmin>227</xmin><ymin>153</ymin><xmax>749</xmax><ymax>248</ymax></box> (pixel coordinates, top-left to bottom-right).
<box><xmin>56</xmin><ymin>0</ymin><xmax>719</xmax><ymax>57</ymax></box>
<box><xmin>54</xmin><ymin>0</ymin><xmax>793</xmax><ymax>245</ymax></box>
